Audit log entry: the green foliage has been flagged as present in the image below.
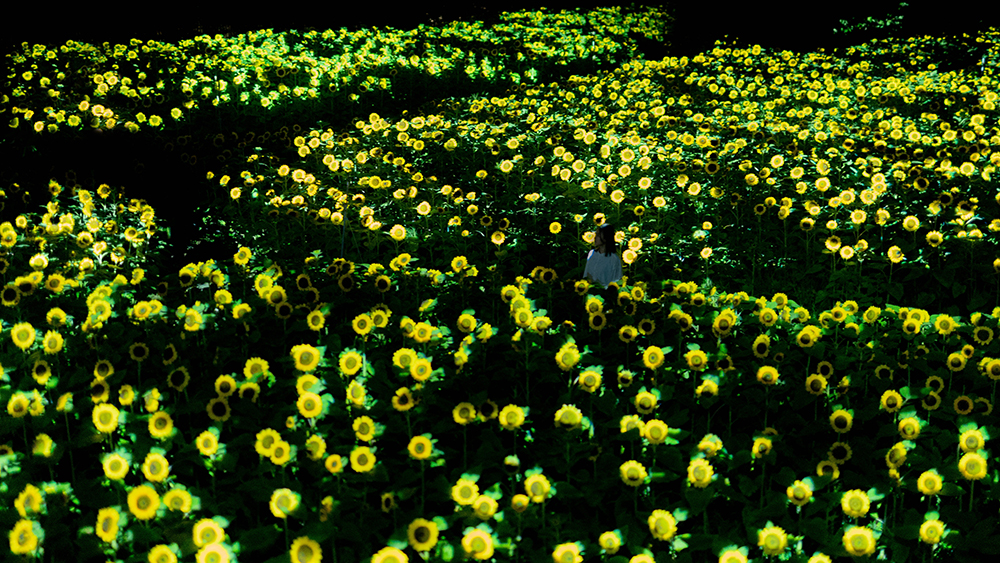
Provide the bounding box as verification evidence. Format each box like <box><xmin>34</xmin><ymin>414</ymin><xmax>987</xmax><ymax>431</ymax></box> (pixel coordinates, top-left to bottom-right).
<box><xmin>2</xmin><ymin>7</ymin><xmax>1000</xmax><ymax>563</ymax></box>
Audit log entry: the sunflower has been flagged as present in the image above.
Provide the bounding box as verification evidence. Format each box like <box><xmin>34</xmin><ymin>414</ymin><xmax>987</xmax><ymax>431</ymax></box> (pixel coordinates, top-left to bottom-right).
<box><xmin>946</xmin><ymin>352</ymin><xmax>967</xmax><ymax>372</ymax></box>
<box><xmin>752</xmin><ymin>437</ymin><xmax>773</xmax><ymax>458</ymax></box>
<box><xmin>973</xmin><ymin>326</ymin><xmax>994</xmax><ymax>346</ymax></box>
<box><xmin>2</xmin><ymin>285</ymin><xmax>21</xmax><ymax>307</ymax></box>
<box><xmin>408</xmin><ymin>357</ymin><xmax>433</xmax><ymax>381</ymax></box>
<box><xmin>684</xmin><ymin>349</ymin><xmax>708</xmax><ymax>371</ymax></box>
<box><xmin>917</xmin><ymin>470</ymin><xmax>943</xmax><ymax>495</ymax></box>
<box><xmin>295</xmin><ymin>392</ymin><xmax>323</xmax><ymax>419</ymax></box>
<box><xmin>12</xmin><ymin>322</ymin><xmax>36</xmax><ymax>350</ymax></box>
<box><xmin>269</xmin><ymin>488</ymin><xmax>301</xmax><ymax>519</ymax></box>
<box><xmin>841</xmin><ymin>489</ymin><xmax>870</xmax><ymax>518</ymax></box>
<box><xmin>635</xmin><ymin>345</ymin><xmax>664</xmax><ymax>370</ymax></box>
<box><xmin>786</xmin><ymin>480</ymin><xmax>812</xmax><ymax>506</ymax></box>
<box><xmin>453</xmin><ymin>402</ymin><xmax>477</xmax><ymax>425</ymax></box>
<box><xmin>128</xmin><ymin>484</ymin><xmax>160</xmax><ymax>520</ymax></box>
<box><xmin>93</xmin><ymin>403</ymin><xmax>120</xmax><ymax>434</ymax></box>
<box><xmin>102</xmin><ymin>452</ymin><xmax>129</xmax><ymax>480</ymax></box>
<box><xmin>880</xmin><ymin>390</ymin><xmax>903</xmax><ymax>413</ymax></box>
<box><xmin>270</xmin><ymin>440</ymin><xmax>292</xmax><ymax>466</ymax></box>
<box><xmin>898</xmin><ymin>417</ymin><xmax>921</xmax><ymax>440</ymax></box>
<box><xmin>405</xmin><ymin>434</ymin><xmax>433</xmax><ymax>460</ymax></box>
<box><xmin>757</xmin><ymin>366</ymin><xmax>779</xmax><ymax>385</ymax></box>
<box><xmin>196</xmin><ymin>430</ymin><xmax>219</xmax><ymax>456</ymax></box>
<box><xmin>149</xmin><ymin>411</ymin><xmax>174</xmax><ymax>440</ymax></box>
<box><xmin>239</xmin><ymin>382</ymin><xmax>260</xmax><ymax>402</ymax></box>
<box><xmin>757</xmin><ymin>526</ymin><xmax>787</xmax><ymax>556</ymax></box>
<box><xmin>193</xmin><ymin>518</ymin><xmax>225</xmax><ymax>547</ymax></box>
<box><xmin>452</xmin><ymin>478</ymin><xmax>479</xmax><ymax>505</ymax></box>
<box><xmin>555</xmin><ymin>342</ymin><xmax>581</xmax><ymax>371</ymax></box>
<box><xmin>195</xmin><ymin>544</ymin><xmax>231</xmax><ymax>563</ymax></box>
<box><xmin>588</xmin><ymin>312</ymin><xmax>607</xmax><ymax>331</ymax></box>
<box><xmin>634</xmin><ymin>391</ymin><xmax>657</xmax><ymax>414</ymax></box>
<box><xmin>919</xmin><ymin>519</ymin><xmax>945</xmax><ymax>545</ymax></box>
<box><xmin>805</xmin><ymin>374</ymin><xmax>827</xmax><ymax>395</ymax></box>
<box><xmin>472</xmin><ymin>494</ymin><xmax>498</xmax><ymax>521</ymax></box>
<box><xmin>620</xmin><ymin>460</ymin><xmax>648</xmax><ymax>487</ymax></box>
<box><xmin>959</xmin><ymin>428</ymin><xmax>985</xmax><ymax>453</ymax></box>
<box><xmin>206</xmin><ymin>397</ymin><xmax>231</xmax><ymax>422</ymax></box>
<box><xmin>290</xmin><ymin>536</ymin><xmax>322</xmax><ymax>563</ymax></box>
<box><xmin>413</xmin><ymin>322</ymin><xmax>434</xmax><ymax>343</ymax></box>
<box><xmin>350</xmin><ymin>415</ymin><xmax>375</xmax><ymax>442</ymax></box>
<box><xmin>88</xmin><ymin>378</ymin><xmax>110</xmax><ymax>404</ymax></box>
<box><xmin>552</xmin><ymin>543</ymin><xmax>583</xmax><ymax>563</ymax></box>
<box><xmin>10</xmin><ymin>519</ymin><xmax>39</xmax><ymax>554</ymax></box>
<box><xmin>15</xmin><ymin>484</ymin><xmax>43</xmax><ymax>518</ymax></box>
<box><xmin>461</xmin><ymin>529</ymin><xmax>494</xmax><ymax>561</ymax></box>
<box><xmin>42</xmin><ymin>331</ymin><xmax>63</xmax><ymax>355</ymax></box>
<box><xmin>551</xmin><ymin>403</ymin><xmax>582</xmax><ymax>429</ymax></box>
<box><xmin>644</xmin><ymin>420</ymin><xmax>669</xmax><ymax>444</ymax></box>
<box><xmin>830</xmin><ymin>410</ymin><xmax>853</xmax><ymax>433</ymax></box>
<box><xmin>341</xmin><ymin>380</ymin><xmax>366</xmax><ymax>407</ymax></box>
<box><xmin>350</xmin><ymin>446</ymin><xmax>375</xmax><ymax>473</ymax></box>
<box><xmin>648</xmin><ymin>509</ymin><xmax>677</xmax><ymax>541</ymax></box>
<box><xmin>293</xmin><ymin>375</ymin><xmax>319</xmax><ymax>396</ymax></box>
<box><xmin>291</xmin><ymin>344</ymin><xmax>322</xmax><ymax>371</ymax></box>
<box><xmin>751</xmin><ymin>335</ymin><xmax>771</xmax><ymax>358</ymax></box>
<box><xmin>796</xmin><ymin>327</ymin><xmax>819</xmax><ymax>348</ymax></box>
<box><xmin>371</xmin><ymin>546</ymin><xmax>408</xmax><ymax>563</ymax></box>
<box><xmin>687</xmin><ymin>458</ymin><xmax>714</xmax><ymax>488</ymax></box>
<box><xmin>922</xmin><ymin>391</ymin><xmax>942</xmax><ymax>411</ymax></box>
<box><xmin>954</xmin><ymin>395</ymin><xmax>974</xmax><ymax>415</ymax></box>
<box><xmin>234</xmin><ymin>247</ymin><xmax>252</xmax><ymax>266</ymax></box>
<box><xmin>817</xmin><ymin>459</ymin><xmax>840</xmax><ymax>480</ymax></box>
<box><xmin>325</xmin><ymin>454</ymin><xmax>344</xmax><ymax>474</ymax></box>
<box><xmin>148</xmin><ymin>545</ymin><xmax>178</xmax><ymax>563</ymax></box>
<box><xmin>498</xmin><ymin>404</ymin><xmax>525</xmax><ymax>430</ymax></box>
<box><xmin>758</xmin><ymin>307</ymin><xmax>778</xmax><ymax>327</ymax></box>
<box><xmin>524</xmin><ymin>473</ymin><xmax>551</xmax><ymax>503</ymax></box>
<box><xmin>164</xmin><ymin>489</ymin><xmax>193</xmax><ymax>513</ymax></box>
<box><xmin>391</xmin><ymin>387</ymin><xmax>415</xmax><ymax>411</ymax></box>
<box><xmin>842</xmin><ymin>527</ymin><xmax>875</xmax><ymax>557</ymax></box>
<box><xmin>142</xmin><ymin>452</ymin><xmax>170</xmax><ymax>482</ymax></box>
<box><xmin>958</xmin><ymin>452</ymin><xmax>987</xmax><ymax>480</ymax></box>
<box><xmin>332</xmin><ymin>350</ymin><xmax>363</xmax><ymax>377</ymax></box>
<box><xmin>827</xmin><ymin>441</ymin><xmax>852</xmax><ymax>465</ymax></box>
<box><xmin>94</xmin><ymin>359</ymin><xmax>114</xmax><ymax>379</ymax></box>
<box><xmin>129</xmin><ymin>342</ymin><xmax>150</xmax><ymax>362</ymax></box>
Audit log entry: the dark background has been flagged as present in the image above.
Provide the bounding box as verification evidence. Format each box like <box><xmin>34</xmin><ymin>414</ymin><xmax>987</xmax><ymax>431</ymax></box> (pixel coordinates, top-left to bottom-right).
<box><xmin>3</xmin><ymin>2</ymin><xmax>997</xmax><ymax>59</ymax></box>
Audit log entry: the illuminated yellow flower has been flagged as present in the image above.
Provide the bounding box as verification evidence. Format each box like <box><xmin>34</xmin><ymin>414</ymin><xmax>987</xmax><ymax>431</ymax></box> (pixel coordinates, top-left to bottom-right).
<box><xmin>648</xmin><ymin>509</ymin><xmax>677</xmax><ymax>541</ymax></box>
<box><xmin>758</xmin><ymin>526</ymin><xmax>787</xmax><ymax>556</ymax></box>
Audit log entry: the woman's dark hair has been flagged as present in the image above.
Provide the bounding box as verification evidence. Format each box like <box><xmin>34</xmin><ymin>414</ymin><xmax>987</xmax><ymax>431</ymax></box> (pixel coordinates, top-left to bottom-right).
<box><xmin>597</xmin><ymin>224</ymin><xmax>618</xmax><ymax>256</ymax></box>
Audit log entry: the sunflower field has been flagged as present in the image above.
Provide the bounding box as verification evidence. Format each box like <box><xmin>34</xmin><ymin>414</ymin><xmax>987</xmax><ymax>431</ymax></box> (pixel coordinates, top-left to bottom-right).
<box><xmin>2</xmin><ymin>5</ymin><xmax>1000</xmax><ymax>563</ymax></box>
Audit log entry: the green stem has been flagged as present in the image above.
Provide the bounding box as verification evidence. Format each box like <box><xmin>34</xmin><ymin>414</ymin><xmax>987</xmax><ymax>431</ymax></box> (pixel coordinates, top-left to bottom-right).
<box><xmin>760</xmin><ymin>462</ymin><xmax>766</xmax><ymax>510</ymax></box>
<box><xmin>63</xmin><ymin>413</ymin><xmax>77</xmax><ymax>485</ymax></box>
<box><xmin>565</xmin><ymin>440</ymin><xmax>571</xmax><ymax>487</ymax></box>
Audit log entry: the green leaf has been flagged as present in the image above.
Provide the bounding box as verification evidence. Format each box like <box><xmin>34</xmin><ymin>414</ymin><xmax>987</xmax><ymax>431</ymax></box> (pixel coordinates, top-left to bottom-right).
<box><xmin>239</xmin><ymin>525</ymin><xmax>280</xmax><ymax>552</ymax></box>
<box><xmin>801</xmin><ymin>517</ymin><xmax>828</xmax><ymax>543</ymax></box>
<box><xmin>684</xmin><ymin>487</ymin><xmax>713</xmax><ymax>515</ymax></box>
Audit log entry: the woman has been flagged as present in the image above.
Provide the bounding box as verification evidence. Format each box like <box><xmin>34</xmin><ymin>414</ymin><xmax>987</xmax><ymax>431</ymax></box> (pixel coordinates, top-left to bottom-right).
<box><xmin>583</xmin><ymin>223</ymin><xmax>623</xmax><ymax>289</ymax></box>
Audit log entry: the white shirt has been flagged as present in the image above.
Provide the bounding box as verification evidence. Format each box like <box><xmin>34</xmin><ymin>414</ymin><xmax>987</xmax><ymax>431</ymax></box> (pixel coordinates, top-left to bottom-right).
<box><xmin>583</xmin><ymin>249</ymin><xmax>623</xmax><ymax>288</ymax></box>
